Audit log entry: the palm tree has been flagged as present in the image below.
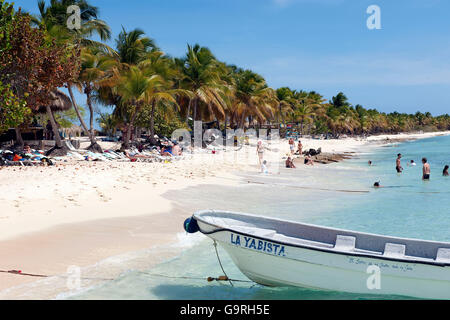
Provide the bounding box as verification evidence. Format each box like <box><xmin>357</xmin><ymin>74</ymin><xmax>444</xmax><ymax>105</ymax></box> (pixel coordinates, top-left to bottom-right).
<box><xmin>74</xmin><ymin>48</ymin><xmax>116</xmax><ymax>152</ymax></box>
<box><xmin>178</xmin><ymin>44</ymin><xmax>229</xmax><ymax>124</ymax></box>
<box><xmin>294</xmin><ymin>105</ymin><xmax>314</xmax><ymax>135</ymax></box>
<box><xmin>232</xmin><ymin>69</ymin><xmax>276</xmax><ymax>128</ymax></box>
<box><xmin>33</xmin><ymin>0</ymin><xmax>112</xmax><ymax>51</ymax></box>
<box><xmin>115</xmin><ymin>27</ymin><xmax>158</xmax><ymax>65</ymax></box>
<box><xmin>275</xmin><ymin>87</ymin><xmax>295</xmax><ymax>127</ymax></box>
<box><xmin>32</xmin><ymin>0</ymin><xmax>113</xmax><ymax>153</ymax></box>
<box><xmin>109</xmin><ymin>53</ymin><xmax>189</xmax><ymax>150</ymax></box>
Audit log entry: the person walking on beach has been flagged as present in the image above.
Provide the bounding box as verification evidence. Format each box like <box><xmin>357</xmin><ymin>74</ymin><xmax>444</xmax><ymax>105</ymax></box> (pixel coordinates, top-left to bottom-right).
<box><xmin>256</xmin><ymin>141</ymin><xmax>264</xmax><ymax>165</ymax></box>
<box><xmin>289</xmin><ymin>138</ymin><xmax>295</xmax><ymax>155</ymax></box>
<box><xmin>396</xmin><ymin>154</ymin><xmax>403</xmax><ymax>173</ymax></box>
<box><xmin>422</xmin><ymin>158</ymin><xmax>431</xmax><ymax>180</ymax></box>
<box><xmin>443</xmin><ymin>165</ymin><xmax>449</xmax><ymax>177</ymax></box>
<box><xmin>297</xmin><ymin>141</ymin><xmax>303</xmax><ymax>155</ymax></box>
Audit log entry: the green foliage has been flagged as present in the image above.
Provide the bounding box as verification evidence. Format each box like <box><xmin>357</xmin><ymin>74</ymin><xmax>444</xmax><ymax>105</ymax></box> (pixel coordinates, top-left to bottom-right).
<box><xmin>0</xmin><ymin>81</ymin><xmax>30</xmax><ymax>133</ymax></box>
<box><xmin>0</xmin><ymin>0</ymin><xmax>14</xmax><ymax>55</ymax></box>
<box><xmin>153</xmin><ymin>110</ymin><xmax>187</xmax><ymax>138</ymax></box>
<box><xmin>96</xmin><ymin>112</ymin><xmax>118</xmax><ymax>136</ymax></box>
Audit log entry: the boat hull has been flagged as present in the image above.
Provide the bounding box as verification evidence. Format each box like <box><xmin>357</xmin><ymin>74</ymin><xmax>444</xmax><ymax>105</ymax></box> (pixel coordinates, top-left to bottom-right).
<box><xmin>206</xmin><ymin>229</ymin><xmax>450</xmax><ymax>299</ymax></box>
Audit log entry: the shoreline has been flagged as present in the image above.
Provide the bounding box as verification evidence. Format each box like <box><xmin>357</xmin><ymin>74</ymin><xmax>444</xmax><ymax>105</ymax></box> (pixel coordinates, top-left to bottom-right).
<box><xmin>0</xmin><ymin>130</ymin><xmax>449</xmax><ymax>299</ymax></box>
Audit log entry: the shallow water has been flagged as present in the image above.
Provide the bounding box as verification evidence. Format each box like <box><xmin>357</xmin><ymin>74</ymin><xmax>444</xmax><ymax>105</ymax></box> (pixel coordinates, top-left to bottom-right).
<box><xmin>71</xmin><ymin>135</ymin><xmax>450</xmax><ymax>300</ymax></box>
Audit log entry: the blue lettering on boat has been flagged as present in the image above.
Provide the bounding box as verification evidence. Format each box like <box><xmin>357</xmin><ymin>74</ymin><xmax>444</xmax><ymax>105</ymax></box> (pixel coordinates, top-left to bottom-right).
<box><xmin>257</xmin><ymin>240</ymin><xmax>263</xmax><ymax>250</ymax></box>
<box><xmin>230</xmin><ymin>234</ymin><xmax>241</xmax><ymax>246</ymax></box>
<box><xmin>230</xmin><ymin>233</ymin><xmax>286</xmax><ymax>257</ymax></box>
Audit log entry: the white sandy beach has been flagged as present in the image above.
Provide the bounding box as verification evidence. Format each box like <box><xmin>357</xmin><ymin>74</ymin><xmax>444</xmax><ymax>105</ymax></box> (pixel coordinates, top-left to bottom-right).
<box><xmin>0</xmin><ymin>130</ymin><xmax>448</xmax><ymax>299</ymax></box>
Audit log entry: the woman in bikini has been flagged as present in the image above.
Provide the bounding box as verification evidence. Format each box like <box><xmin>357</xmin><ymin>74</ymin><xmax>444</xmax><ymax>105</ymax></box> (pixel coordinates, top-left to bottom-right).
<box><xmin>256</xmin><ymin>141</ymin><xmax>264</xmax><ymax>165</ymax></box>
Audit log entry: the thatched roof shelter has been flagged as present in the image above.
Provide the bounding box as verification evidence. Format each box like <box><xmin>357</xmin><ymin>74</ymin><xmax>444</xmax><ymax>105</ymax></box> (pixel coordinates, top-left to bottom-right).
<box><xmin>35</xmin><ymin>90</ymin><xmax>72</xmax><ymax>114</ymax></box>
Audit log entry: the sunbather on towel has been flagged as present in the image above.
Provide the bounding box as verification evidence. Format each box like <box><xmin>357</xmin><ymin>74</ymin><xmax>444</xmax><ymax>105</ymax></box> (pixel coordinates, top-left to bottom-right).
<box><xmin>172</xmin><ymin>142</ymin><xmax>182</xmax><ymax>156</ymax></box>
<box><xmin>161</xmin><ymin>146</ymin><xmax>173</xmax><ymax>157</ymax></box>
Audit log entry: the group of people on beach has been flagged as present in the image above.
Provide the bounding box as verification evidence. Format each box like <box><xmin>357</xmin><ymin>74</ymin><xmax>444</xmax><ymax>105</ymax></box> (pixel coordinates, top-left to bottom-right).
<box><xmin>285</xmin><ymin>139</ymin><xmax>313</xmax><ymax>169</ymax></box>
<box><xmin>256</xmin><ymin>139</ymin><xmax>314</xmax><ymax>174</ymax></box>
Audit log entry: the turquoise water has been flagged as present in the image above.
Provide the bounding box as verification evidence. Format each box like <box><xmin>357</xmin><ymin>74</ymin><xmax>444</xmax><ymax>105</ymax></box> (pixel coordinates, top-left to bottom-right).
<box><xmin>71</xmin><ymin>135</ymin><xmax>450</xmax><ymax>300</ymax></box>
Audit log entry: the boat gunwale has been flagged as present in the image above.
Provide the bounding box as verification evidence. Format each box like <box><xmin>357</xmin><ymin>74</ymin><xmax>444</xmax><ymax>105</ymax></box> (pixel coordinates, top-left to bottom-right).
<box><xmin>193</xmin><ymin>210</ymin><xmax>450</xmax><ymax>267</ymax></box>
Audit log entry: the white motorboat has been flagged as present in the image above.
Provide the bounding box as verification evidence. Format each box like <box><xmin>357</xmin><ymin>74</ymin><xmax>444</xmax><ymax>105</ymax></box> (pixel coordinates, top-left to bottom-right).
<box><xmin>184</xmin><ymin>210</ymin><xmax>450</xmax><ymax>299</ymax></box>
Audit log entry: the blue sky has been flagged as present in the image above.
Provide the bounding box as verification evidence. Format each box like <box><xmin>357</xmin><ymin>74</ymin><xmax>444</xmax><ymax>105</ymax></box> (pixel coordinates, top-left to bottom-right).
<box><xmin>14</xmin><ymin>0</ymin><xmax>450</xmax><ymax>118</ymax></box>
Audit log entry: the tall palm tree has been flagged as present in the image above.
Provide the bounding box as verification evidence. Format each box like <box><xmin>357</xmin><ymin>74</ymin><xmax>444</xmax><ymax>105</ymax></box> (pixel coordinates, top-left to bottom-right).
<box><xmin>294</xmin><ymin>105</ymin><xmax>314</xmax><ymax>135</ymax></box>
<box><xmin>32</xmin><ymin>0</ymin><xmax>113</xmax><ymax>153</ymax></box>
<box><xmin>116</xmin><ymin>27</ymin><xmax>158</xmax><ymax>65</ymax></box>
<box><xmin>275</xmin><ymin>87</ymin><xmax>295</xmax><ymax>127</ymax></box>
<box><xmin>178</xmin><ymin>44</ymin><xmax>229</xmax><ymax>124</ymax></box>
<box><xmin>232</xmin><ymin>69</ymin><xmax>276</xmax><ymax>128</ymax></box>
<box><xmin>74</xmin><ymin>48</ymin><xmax>116</xmax><ymax>151</ymax></box>
<box><xmin>33</xmin><ymin>0</ymin><xmax>112</xmax><ymax>50</ymax></box>
<box><xmin>108</xmin><ymin>53</ymin><xmax>189</xmax><ymax>149</ymax></box>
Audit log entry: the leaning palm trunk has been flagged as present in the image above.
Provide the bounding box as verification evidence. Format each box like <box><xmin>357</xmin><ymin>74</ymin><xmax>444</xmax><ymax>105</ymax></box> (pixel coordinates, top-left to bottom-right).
<box><xmin>149</xmin><ymin>101</ymin><xmax>156</xmax><ymax>137</ymax></box>
<box><xmin>121</xmin><ymin>105</ymin><xmax>140</xmax><ymax>151</ymax></box>
<box><xmin>45</xmin><ymin>105</ymin><xmax>68</xmax><ymax>156</ymax></box>
<box><xmin>85</xmin><ymin>90</ymin><xmax>103</xmax><ymax>153</ymax></box>
<box><xmin>185</xmin><ymin>99</ymin><xmax>193</xmax><ymax>124</ymax></box>
<box><xmin>240</xmin><ymin>112</ymin><xmax>246</xmax><ymax>129</ymax></box>
<box><xmin>14</xmin><ymin>127</ymin><xmax>24</xmax><ymax>148</ymax></box>
<box><xmin>193</xmin><ymin>98</ymin><xmax>198</xmax><ymax>122</ymax></box>
<box><xmin>67</xmin><ymin>86</ymin><xmax>94</xmax><ymax>146</ymax></box>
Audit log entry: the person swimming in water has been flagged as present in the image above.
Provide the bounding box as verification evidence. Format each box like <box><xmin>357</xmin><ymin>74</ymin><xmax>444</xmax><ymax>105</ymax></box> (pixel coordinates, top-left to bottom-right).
<box><xmin>422</xmin><ymin>158</ymin><xmax>430</xmax><ymax>180</ymax></box>
<box><xmin>443</xmin><ymin>165</ymin><xmax>449</xmax><ymax>177</ymax></box>
<box><xmin>396</xmin><ymin>154</ymin><xmax>403</xmax><ymax>173</ymax></box>
<box><xmin>408</xmin><ymin>160</ymin><xmax>416</xmax><ymax>167</ymax></box>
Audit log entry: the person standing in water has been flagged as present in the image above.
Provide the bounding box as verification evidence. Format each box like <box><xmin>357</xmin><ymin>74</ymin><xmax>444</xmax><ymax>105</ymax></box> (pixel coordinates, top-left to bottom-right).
<box><xmin>443</xmin><ymin>165</ymin><xmax>449</xmax><ymax>177</ymax></box>
<box><xmin>396</xmin><ymin>154</ymin><xmax>403</xmax><ymax>173</ymax></box>
<box><xmin>422</xmin><ymin>158</ymin><xmax>431</xmax><ymax>180</ymax></box>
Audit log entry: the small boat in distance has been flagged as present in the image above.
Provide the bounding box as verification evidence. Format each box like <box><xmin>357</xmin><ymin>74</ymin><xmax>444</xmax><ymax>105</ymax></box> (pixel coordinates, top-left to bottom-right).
<box><xmin>184</xmin><ymin>210</ymin><xmax>450</xmax><ymax>299</ymax></box>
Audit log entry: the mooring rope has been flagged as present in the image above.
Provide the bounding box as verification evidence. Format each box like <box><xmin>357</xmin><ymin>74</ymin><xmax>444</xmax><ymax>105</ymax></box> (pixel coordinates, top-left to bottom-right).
<box><xmin>0</xmin><ymin>269</ymin><xmax>114</xmax><ymax>281</ymax></box>
<box><xmin>213</xmin><ymin>240</ymin><xmax>234</xmax><ymax>287</ymax></box>
<box><xmin>0</xmin><ymin>268</ymin><xmax>252</xmax><ymax>285</ymax></box>
<box><xmin>138</xmin><ymin>271</ymin><xmax>252</xmax><ymax>284</ymax></box>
